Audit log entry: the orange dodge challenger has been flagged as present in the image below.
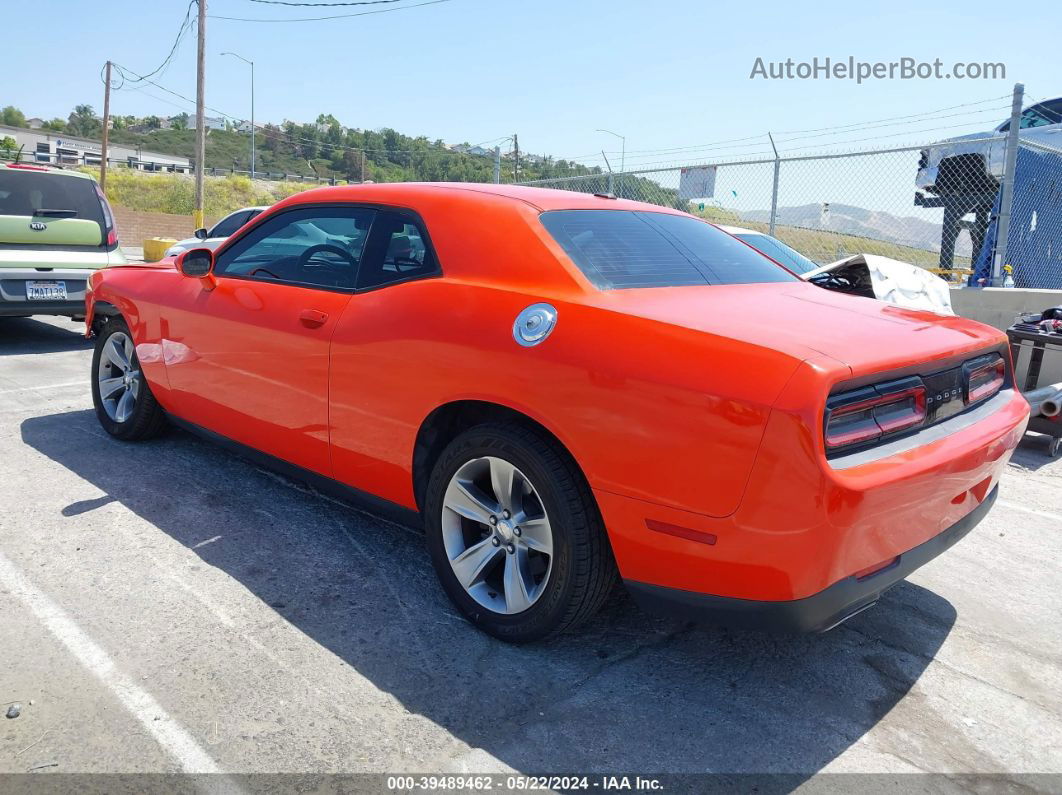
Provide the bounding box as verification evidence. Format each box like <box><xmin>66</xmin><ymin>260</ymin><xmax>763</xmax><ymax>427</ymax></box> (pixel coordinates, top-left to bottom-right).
<box><xmin>85</xmin><ymin>184</ymin><xmax>1029</xmax><ymax>642</ymax></box>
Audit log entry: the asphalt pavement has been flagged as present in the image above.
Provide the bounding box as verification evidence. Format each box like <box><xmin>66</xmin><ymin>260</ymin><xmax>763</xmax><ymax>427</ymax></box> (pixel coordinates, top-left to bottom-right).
<box><xmin>1</xmin><ymin>316</ymin><xmax>1060</xmax><ymax>788</ymax></box>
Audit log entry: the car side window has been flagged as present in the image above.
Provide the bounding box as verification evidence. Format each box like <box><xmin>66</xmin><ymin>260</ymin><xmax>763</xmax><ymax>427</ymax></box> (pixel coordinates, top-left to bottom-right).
<box><xmin>215</xmin><ymin>206</ymin><xmax>375</xmax><ymax>291</ymax></box>
<box><xmin>209</xmin><ymin>210</ymin><xmax>250</xmax><ymax>238</ymax></box>
<box><xmin>356</xmin><ymin>210</ymin><xmax>438</xmax><ymax>290</ymax></box>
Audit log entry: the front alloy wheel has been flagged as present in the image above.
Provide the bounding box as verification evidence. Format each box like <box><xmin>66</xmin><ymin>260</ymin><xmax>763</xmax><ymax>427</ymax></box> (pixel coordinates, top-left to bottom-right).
<box><xmin>91</xmin><ymin>317</ymin><xmax>167</xmax><ymax>441</ymax></box>
<box><xmin>97</xmin><ymin>330</ymin><xmax>141</xmax><ymax>423</ymax></box>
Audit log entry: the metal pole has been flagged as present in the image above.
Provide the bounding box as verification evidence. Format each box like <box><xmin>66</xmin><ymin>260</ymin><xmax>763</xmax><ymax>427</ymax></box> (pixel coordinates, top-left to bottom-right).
<box><xmin>768</xmin><ymin>133</ymin><xmax>780</xmax><ymax>237</ymax></box>
<box><xmin>596</xmin><ymin>129</ymin><xmax>625</xmax><ymax>196</ymax></box>
<box><xmin>493</xmin><ymin>146</ymin><xmax>501</xmax><ymax>184</ymax></box>
<box><xmin>249</xmin><ymin>60</ymin><xmax>255</xmax><ymax>179</ymax></box>
<box><xmin>100</xmin><ymin>61</ymin><xmax>112</xmax><ymax>192</ymax></box>
<box><xmin>993</xmin><ymin>82</ymin><xmax>1024</xmax><ymax>285</ymax></box>
<box><xmin>194</xmin><ymin>0</ymin><xmax>207</xmax><ymax>230</ymax></box>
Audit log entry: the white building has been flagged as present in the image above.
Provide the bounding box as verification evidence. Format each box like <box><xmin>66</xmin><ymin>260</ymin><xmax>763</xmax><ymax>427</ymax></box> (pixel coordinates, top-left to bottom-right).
<box><xmin>0</xmin><ymin>124</ymin><xmax>192</xmax><ymax>173</ymax></box>
<box><xmin>188</xmin><ymin>116</ymin><xmax>227</xmax><ymax>132</ymax></box>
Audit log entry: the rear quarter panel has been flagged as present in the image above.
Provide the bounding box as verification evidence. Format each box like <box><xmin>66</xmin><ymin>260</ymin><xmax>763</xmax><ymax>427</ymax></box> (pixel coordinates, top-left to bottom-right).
<box><xmin>327</xmin><ymin>189</ymin><xmax>808</xmax><ymax>518</ymax></box>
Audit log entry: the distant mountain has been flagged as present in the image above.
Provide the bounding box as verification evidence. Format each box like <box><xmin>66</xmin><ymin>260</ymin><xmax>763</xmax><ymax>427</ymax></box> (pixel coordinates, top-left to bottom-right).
<box><xmin>742</xmin><ymin>203</ymin><xmax>970</xmax><ymax>256</ymax></box>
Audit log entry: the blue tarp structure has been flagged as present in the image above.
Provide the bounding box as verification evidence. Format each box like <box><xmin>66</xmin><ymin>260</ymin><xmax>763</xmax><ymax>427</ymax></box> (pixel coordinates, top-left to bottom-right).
<box><xmin>971</xmin><ymin>145</ymin><xmax>1062</xmax><ymax>288</ymax></box>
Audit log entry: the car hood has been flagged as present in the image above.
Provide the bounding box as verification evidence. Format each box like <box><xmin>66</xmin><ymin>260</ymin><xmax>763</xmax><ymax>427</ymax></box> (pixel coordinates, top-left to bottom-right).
<box><xmin>803</xmin><ymin>253</ymin><xmax>954</xmax><ymax>314</ymax></box>
<box><xmin>167</xmin><ymin>236</ymin><xmax>226</xmax><ymax>254</ymax></box>
<box><xmin>590</xmin><ymin>281</ymin><xmax>999</xmax><ymax>377</ymax></box>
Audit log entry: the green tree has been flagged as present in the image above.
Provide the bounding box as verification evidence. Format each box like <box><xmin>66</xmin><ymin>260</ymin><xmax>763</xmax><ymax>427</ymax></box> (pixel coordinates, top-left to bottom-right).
<box><xmin>41</xmin><ymin>118</ymin><xmax>66</xmax><ymax>132</ymax></box>
<box><xmin>144</xmin><ymin>115</ymin><xmax>161</xmax><ymax>130</ymax></box>
<box><xmin>0</xmin><ymin>136</ymin><xmax>17</xmax><ymax>154</ymax></box>
<box><xmin>1</xmin><ymin>106</ymin><xmax>26</xmax><ymax>128</ymax></box>
<box><xmin>66</xmin><ymin>104</ymin><xmax>100</xmax><ymax>137</ymax></box>
<box><xmin>171</xmin><ymin>113</ymin><xmax>189</xmax><ymax>131</ymax></box>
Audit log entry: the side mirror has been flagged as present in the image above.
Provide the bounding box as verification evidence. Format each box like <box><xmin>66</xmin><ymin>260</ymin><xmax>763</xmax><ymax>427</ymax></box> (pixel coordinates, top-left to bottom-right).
<box><xmin>175</xmin><ymin>248</ymin><xmax>217</xmax><ymax>290</ymax></box>
<box><xmin>194</xmin><ymin>227</ymin><xmax>209</xmax><ymax>240</ymax></box>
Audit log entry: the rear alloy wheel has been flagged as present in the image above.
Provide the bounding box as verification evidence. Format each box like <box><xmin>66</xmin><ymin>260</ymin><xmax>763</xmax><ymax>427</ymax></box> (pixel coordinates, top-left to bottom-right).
<box><xmin>91</xmin><ymin>318</ymin><xmax>167</xmax><ymax>441</ymax></box>
<box><xmin>425</xmin><ymin>422</ymin><xmax>616</xmax><ymax>642</ymax></box>
<box><xmin>441</xmin><ymin>456</ymin><xmax>554</xmax><ymax>615</ymax></box>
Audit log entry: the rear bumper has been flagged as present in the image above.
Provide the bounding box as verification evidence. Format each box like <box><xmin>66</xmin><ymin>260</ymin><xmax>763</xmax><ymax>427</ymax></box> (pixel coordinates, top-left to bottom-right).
<box><xmin>0</xmin><ymin>267</ymin><xmax>94</xmax><ymax>317</ymax></box>
<box><xmin>625</xmin><ymin>485</ymin><xmax>996</xmax><ymax>632</ymax></box>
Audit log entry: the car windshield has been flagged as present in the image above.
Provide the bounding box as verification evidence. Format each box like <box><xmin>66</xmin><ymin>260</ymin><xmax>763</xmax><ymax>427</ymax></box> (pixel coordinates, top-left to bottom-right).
<box><xmin>733</xmin><ymin>232</ymin><xmax>819</xmax><ymax>275</ymax></box>
<box><xmin>540</xmin><ymin>210</ymin><xmax>797</xmax><ymax>289</ymax></box>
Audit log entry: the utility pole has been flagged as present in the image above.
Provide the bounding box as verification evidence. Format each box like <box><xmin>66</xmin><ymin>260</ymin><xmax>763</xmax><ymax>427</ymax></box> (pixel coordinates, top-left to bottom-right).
<box><xmin>512</xmin><ymin>134</ymin><xmax>519</xmax><ymax>182</ymax></box>
<box><xmin>194</xmin><ymin>0</ymin><xmax>207</xmax><ymax>230</ymax></box>
<box><xmin>493</xmin><ymin>145</ymin><xmax>501</xmax><ymax>184</ymax></box>
<box><xmin>100</xmin><ymin>61</ymin><xmax>112</xmax><ymax>192</ymax></box>
<box><xmin>993</xmin><ymin>82</ymin><xmax>1024</xmax><ymax>285</ymax></box>
<box><xmin>360</xmin><ymin>149</ymin><xmax>366</xmax><ymax>182</ymax></box>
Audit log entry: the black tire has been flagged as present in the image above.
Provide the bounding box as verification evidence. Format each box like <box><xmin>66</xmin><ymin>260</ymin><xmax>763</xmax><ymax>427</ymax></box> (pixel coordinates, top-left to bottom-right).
<box><xmin>91</xmin><ymin>316</ymin><xmax>168</xmax><ymax>441</ymax></box>
<box><xmin>424</xmin><ymin>422</ymin><xmax>617</xmax><ymax>642</ymax></box>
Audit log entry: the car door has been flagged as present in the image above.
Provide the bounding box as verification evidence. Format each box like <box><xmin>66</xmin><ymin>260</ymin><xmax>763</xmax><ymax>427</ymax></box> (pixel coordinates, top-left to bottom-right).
<box><xmin>163</xmin><ymin>204</ymin><xmax>375</xmax><ymax>476</ymax></box>
<box><xmin>327</xmin><ymin>209</ymin><xmax>443</xmax><ymax>504</ymax></box>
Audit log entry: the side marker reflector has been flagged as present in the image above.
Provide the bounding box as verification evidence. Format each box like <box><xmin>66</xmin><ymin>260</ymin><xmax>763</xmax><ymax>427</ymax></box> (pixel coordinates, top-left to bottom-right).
<box><xmin>645</xmin><ymin>519</ymin><xmax>717</xmax><ymax>546</ymax></box>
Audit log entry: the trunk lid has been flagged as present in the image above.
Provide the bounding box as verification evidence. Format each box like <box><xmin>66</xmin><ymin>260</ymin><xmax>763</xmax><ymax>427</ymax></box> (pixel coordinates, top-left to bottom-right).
<box><xmin>592</xmin><ymin>281</ymin><xmax>1001</xmax><ymax>376</ymax></box>
<box><xmin>0</xmin><ymin>215</ymin><xmax>104</xmax><ymax>247</ymax></box>
<box><xmin>0</xmin><ymin>166</ymin><xmax>114</xmax><ymax>268</ymax></box>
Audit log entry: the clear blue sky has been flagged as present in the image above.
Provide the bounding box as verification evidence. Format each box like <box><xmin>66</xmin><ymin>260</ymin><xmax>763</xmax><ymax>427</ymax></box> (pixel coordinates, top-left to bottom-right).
<box><xmin>1</xmin><ymin>0</ymin><xmax>1052</xmax><ymax>169</ymax></box>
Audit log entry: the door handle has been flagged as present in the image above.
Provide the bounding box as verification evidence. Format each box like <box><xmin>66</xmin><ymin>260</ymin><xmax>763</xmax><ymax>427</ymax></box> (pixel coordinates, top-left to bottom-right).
<box><xmin>299</xmin><ymin>309</ymin><xmax>329</xmax><ymax>328</ymax></box>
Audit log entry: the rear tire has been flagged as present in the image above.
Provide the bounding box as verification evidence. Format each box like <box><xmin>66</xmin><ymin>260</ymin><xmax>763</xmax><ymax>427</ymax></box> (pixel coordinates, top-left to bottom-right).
<box><xmin>424</xmin><ymin>422</ymin><xmax>616</xmax><ymax>642</ymax></box>
<box><xmin>91</xmin><ymin>316</ymin><xmax>167</xmax><ymax>441</ymax></box>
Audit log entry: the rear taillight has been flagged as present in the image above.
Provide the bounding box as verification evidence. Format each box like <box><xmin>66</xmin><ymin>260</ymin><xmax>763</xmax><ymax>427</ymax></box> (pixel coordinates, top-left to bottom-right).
<box><xmin>964</xmin><ymin>355</ymin><xmax>1005</xmax><ymax>404</ymax></box>
<box><xmin>94</xmin><ymin>183</ymin><xmax>118</xmax><ymax>248</ymax></box>
<box><xmin>825</xmin><ymin>377</ymin><xmax>927</xmax><ymax>451</ymax></box>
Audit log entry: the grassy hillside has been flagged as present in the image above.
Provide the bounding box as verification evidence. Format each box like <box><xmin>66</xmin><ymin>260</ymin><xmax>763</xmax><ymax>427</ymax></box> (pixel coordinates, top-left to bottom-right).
<box><xmin>80</xmin><ymin>167</ymin><xmax>317</xmax><ymax>216</ymax></box>
<box><xmin>107</xmin><ymin>125</ymin><xmax>602</xmax><ymax>184</ymax></box>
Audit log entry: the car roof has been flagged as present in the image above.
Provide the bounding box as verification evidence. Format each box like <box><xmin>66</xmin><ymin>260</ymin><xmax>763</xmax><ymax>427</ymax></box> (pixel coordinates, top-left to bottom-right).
<box><xmin>272</xmin><ymin>182</ymin><xmax>690</xmax><ymax>215</ymax></box>
<box><xmin>0</xmin><ymin>163</ymin><xmax>96</xmax><ymax>181</ymax></box>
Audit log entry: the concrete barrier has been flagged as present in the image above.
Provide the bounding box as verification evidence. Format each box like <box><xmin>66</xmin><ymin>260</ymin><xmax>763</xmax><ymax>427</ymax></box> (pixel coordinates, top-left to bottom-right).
<box><xmin>950</xmin><ymin>287</ymin><xmax>1062</xmax><ymax>331</ymax></box>
<box><xmin>951</xmin><ymin>287</ymin><xmax>1062</xmax><ymax>388</ymax></box>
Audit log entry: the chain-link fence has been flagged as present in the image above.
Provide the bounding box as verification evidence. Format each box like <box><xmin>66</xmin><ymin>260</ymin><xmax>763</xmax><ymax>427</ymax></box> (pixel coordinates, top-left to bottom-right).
<box><xmin>519</xmin><ymin>134</ymin><xmax>1062</xmax><ymax>288</ymax></box>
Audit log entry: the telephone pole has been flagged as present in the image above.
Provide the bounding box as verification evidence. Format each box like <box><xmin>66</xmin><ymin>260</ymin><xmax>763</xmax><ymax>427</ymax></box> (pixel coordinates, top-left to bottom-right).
<box><xmin>100</xmin><ymin>61</ymin><xmax>112</xmax><ymax>192</ymax></box>
<box><xmin>194</xmin><ymin>0</ymin><xmax>207</xmax><ymax>230</ymax></box>
<box><xmin>512</xmin><ymin>133</ymin><xmax>519</xmax><ymax>182</ymax></box>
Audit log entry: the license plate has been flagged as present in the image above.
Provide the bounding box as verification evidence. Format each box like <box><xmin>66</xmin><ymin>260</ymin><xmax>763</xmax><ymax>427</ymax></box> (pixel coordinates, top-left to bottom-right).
<box><xmin>26</xmin><ymin>280</ymin><xmax>67</xmax><ymax>301</ymax></box>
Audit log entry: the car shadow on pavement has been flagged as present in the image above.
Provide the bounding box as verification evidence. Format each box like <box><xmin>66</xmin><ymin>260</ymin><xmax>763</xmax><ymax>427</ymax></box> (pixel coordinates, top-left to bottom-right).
<box><xmin>0</xmin><ymin>317</ymin><xmax>91</xmax><ymax>356</ymax></box>
<box><xmin>22</xmin><ymin>409</ymin><xmax>958</xmax><ymax>778</ymax></box>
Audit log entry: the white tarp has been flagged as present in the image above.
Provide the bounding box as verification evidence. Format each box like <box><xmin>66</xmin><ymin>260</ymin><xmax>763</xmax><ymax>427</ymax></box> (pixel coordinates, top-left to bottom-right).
<box><xmin>803</xmin><ymin>253</ymin><xmax>954</xmax><ymax>314</ymax></box>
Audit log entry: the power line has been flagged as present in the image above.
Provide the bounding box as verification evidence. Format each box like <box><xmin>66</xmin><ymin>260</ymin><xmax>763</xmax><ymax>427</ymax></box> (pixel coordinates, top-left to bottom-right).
<box><xmin>211</xmin><ymin>0</ymin><xmax>451</xmax><ymax>23</ymax></box>
<box><xmin>601</xmin><ymin>104</ymin><xmax>1011</xmax><ymax>167</ymax></box>
<box><xmin>245</xmin><ymin>0</ymin><xmax>407</xmax><ymax>5</ymax></box>
<box><xmin>105</xmin><ymin>0</ymin><xmax>197</xmax><ymax>89</ymax></box>
<box><xmin>563</xmin><ymin>92</ymin><xmax>1014</xmax><ymax>164</ymax></box>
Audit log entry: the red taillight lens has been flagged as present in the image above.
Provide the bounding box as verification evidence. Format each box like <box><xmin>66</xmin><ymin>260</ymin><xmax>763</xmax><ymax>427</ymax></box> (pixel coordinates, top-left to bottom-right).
<box><xmin>825</xmin><ymin>379</ymin><xmax>927</xmax><ymax>451</ymax></box>
<box><xmin>965</xmin><ymin>356</ymin><xmax>1005</xmax><ymax>404</ymax></box>
<box><xmin>94</xmin><ymin>183</ymin><xmax>118</xmax><ymax>248</ymax></box>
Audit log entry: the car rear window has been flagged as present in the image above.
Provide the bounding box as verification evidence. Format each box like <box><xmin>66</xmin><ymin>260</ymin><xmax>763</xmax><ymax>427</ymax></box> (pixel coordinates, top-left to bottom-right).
<box><xmin>733</xmin><ymin>232</ymin><xmax>819</xmax><ymax>275</ymax></box>
<box><xmin>0</xmin><ymin>170</ymin><xmax>107</xmax><ymax>231</ymax></box>
<box><xmin>540</xmin><ymin>210</ymin><xmax>797</xmax><ymax>289</ymax></box>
